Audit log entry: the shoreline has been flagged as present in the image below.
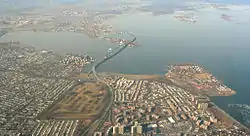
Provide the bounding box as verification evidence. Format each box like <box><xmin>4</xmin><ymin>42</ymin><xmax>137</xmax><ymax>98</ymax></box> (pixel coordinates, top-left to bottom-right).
<box><xmin>210</xmin><ymin>102</ymin><xmax>250</xmax><ymax>131</ymax></box>
<box><xmin>77</xmin><ymin>71</ymin><xmax>249</xmax><ymax>130</ymax></box>
<box><xmin>166</xmin><ymin>64</ymin><xmax>237</xmax><ymax>96</ymax></box>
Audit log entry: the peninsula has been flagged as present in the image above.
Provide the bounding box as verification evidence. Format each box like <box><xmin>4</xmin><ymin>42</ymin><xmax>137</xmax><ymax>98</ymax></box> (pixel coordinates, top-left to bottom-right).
<box><xmin>165</xmin><ymin>64</ymin><xmax>236</xmax><ymax>96</ymax></box>
<box><xmin>0</xmin><ymin>40</ymin><xmax>249</xmax><ymax>136</ymax></box>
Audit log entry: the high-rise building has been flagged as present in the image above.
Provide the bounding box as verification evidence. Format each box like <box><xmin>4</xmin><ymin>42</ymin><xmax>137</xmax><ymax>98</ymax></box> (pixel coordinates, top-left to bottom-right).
<box><xmin>131</xmin><ymin>122</ymin><xmax>142</xmax><ymax>134</ymax></box>
<box><xmin>146</xmin><ymin>114</ymin><xmax>150</xmax><ymax>121</ymax></box>
<box><xmin>197</xmin><ymin>95</ymin><xmax>209</xmax><ymax>112</ymax></box>
<box><xmin>195</xmin><ymin>99</ymin><xmax>198</xmax><ymax>105</ymax></box>
<box><xmin>113</xmin><ymin>126</ymin><xmax>119</xmax><ymax>134</ymax></box>
<box><xmin>118</xmin><ymin>126</ymin><xmax>124</xmax><ymax>134</ymax></box>
<box><xmin>191</xmin><ymin>95</ymin><xmax>195</xmax><ymax>102</ymax></box>
<box><xmin>131</xmin><ymin>126</ymin><xmax>137</xmax><ymax>134</ymax></box>
<box><xmin>137</xmin><ymin>125</ymin><xmax>142</xmax><ymax>134</ymax></box>
<box><xmin>198</xmin><ymin>103</ymin><xmax>208</xmax><ymax>111</ymax></box>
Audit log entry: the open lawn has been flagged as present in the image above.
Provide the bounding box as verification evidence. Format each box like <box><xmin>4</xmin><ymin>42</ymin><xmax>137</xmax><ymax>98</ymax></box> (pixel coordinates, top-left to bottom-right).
<box><xmin>38</xmin><ymin>82</ymin><xmax>109</xmax><ymax>120</ymax></box>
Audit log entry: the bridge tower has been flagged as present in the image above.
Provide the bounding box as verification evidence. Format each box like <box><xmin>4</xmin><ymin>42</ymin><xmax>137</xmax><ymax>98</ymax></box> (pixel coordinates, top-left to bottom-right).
<box><xmin>107</xmin><ymin>48</ymin><xmax>112</xmax><ymax>57</ymax></box>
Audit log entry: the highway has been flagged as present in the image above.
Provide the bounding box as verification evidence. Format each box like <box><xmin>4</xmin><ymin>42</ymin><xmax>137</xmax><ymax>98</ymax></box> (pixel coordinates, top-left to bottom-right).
<box><xmin>89</xmin><ymin>37</ymin><xmax>136</xmax><ymax>76</ymax></box>
<box><xmin>82</xmin><ymin>35</ymin><xmax>136</xmax><ymax>135</ymax></box>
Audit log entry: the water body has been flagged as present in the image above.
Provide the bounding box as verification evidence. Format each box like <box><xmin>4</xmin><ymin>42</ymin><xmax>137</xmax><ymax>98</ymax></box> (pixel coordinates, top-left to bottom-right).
<box><xmin>102</xmin><ymin>12</ymin><xmax>250</xmax><ymax>125</ymax></box>
<box><xmin>1</xmin><ymin>10</ymin><xmax>250</xmax><ymax>125</ymax></box>
<box><xmin>0</xmin><ymin>31</ymin><xmax>115</xmax><ymax>59</ymax></box>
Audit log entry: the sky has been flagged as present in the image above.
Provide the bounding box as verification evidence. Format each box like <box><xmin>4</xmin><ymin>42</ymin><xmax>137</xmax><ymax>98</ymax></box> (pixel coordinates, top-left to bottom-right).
<box><xmin>2</xmin><ymin>0</ymin><xmax>250</xmax><ymax>7</ymax></box>
<box><xmin>0</xmin><ymin>0</ymin><xmax>250</xmax><ymax>13</ymax></box>
<box><xmin>207</xmin><ymin>0</ymin><xmax>250</xmax><ymax>4</ymax></box>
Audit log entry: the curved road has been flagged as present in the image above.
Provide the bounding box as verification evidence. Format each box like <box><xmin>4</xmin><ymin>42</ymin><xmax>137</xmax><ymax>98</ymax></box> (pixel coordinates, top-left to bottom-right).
<box><xmin>83</xmin><ymin>36</ymin><xmax>136</xmax><ymax>135</ymax></box>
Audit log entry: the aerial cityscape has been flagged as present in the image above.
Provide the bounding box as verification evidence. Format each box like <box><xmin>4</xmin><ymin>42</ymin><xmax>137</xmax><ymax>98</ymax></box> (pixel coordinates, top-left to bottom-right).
<box><xmin>1</xmin><ymin>0</ymin><xmax>250</xmax><ymax>136</ymax></box>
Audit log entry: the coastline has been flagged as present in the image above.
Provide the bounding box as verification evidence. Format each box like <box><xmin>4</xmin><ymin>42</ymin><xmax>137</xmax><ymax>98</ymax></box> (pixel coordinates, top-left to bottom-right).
<box><xmin>210</xmin><ymin>102</ymin><xmax>250</xmax><ymax>131</ymax></box>
<box><xmin>77</xmin><ymin>71</ymin><xmax>249</xmax><ymax>130</ymax></box>
<box><xmin>102</xmin><ymin>72</ymin><xmax>161</xmax><ymax>79</ymax></box>
<box><xmin>1</xmin><ymin>1</ymin><xmax>250</xmax><ymax>135</ymax></box>
<box><xmin>166</xmin><ymin>64</ymin><xmax>237</xmax><ymax>97</ymax></box>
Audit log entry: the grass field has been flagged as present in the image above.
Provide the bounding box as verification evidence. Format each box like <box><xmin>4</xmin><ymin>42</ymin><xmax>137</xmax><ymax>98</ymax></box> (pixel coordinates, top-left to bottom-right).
<box><xmin>39</xmin><ymin>82</ymin><xmax>109</xmax><ymax>120</ymax></box>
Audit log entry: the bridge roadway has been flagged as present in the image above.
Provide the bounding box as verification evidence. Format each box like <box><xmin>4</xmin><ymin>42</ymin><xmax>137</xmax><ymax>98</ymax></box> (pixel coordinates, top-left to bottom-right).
<box><xmin>83</xmin><ymin>36</ymin><xmax>136</xmax><ymax>135</ymax></box>
<box><xmin>89</xmin><ymin>36</ymin><xmax>136</xmax><ymax>76</ymax></box>
<box><xmin>0</xmin><ymin>30</ymin><xmax>8</xmax><ymax>38</ymax></box>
